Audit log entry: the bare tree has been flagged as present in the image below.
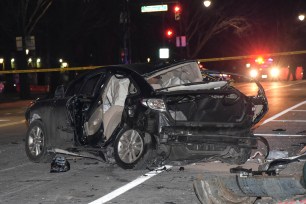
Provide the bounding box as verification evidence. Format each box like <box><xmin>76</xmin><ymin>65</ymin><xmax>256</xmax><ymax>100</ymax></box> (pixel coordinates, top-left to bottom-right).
<box><xmin>181</xmin><ymin>0</ymin><xmax>252</xmax><ymax>59</ymax></box>
<box><xmin>0</xmin><ymin>0</ymin><xmax>53</xmax><ymax>98</ymax></box>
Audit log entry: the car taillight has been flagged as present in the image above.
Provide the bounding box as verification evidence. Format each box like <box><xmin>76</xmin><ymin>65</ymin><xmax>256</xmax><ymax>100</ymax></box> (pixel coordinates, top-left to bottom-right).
<box><xmin>141</xmin><ymin>99</ymin><xmax>166</xmax><ymax>112</ymax></box>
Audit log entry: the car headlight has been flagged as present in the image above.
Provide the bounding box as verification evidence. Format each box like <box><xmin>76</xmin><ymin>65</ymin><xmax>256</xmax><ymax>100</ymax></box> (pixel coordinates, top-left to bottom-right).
<box><xmin>141</xmin><ymin>99</ymin><xmax>166</xmax><ymax>111</ymax></box>
<box><xmin>250</xmin><ymin>69</ymin><xmax>258</xmax><ymax>78</ymax></box>
<box><xmin>270</xmin><ymin>67</ymin><xmax>280</xmax><ymax>77</ymax></box>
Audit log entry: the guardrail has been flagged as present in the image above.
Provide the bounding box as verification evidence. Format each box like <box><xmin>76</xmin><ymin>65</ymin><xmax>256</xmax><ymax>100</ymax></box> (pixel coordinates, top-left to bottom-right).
<box><xmin>0</xmin><ymin>50</ymin><xmax>306</xmax><ymax>75</ymax></box>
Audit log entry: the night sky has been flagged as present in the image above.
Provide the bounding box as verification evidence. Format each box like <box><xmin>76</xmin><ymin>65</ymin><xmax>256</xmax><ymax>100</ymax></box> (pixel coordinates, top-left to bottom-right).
<box><xmin>0</xmin><ymin>0</ymin><xmax>306</xmax><ymax>69</ymax></box>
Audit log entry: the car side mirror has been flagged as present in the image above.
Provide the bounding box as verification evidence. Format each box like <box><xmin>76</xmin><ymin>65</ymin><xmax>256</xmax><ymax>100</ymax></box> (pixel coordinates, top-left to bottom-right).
<box><xmin>54</xmin><ymin>85</ymin><xmax>65</xmax><ymax>98</ymax></box>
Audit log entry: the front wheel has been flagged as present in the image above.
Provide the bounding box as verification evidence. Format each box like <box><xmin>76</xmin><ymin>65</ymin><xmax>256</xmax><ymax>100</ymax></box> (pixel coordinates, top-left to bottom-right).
<box><xmin>25</xmin><ymin>120</ymin><xmax>53</xmax><ymax>163</ymax></box>
<box><xmin>114</xmin><ymin>127</ymin><xmax>153</xmax><ymax>169</ymax></box>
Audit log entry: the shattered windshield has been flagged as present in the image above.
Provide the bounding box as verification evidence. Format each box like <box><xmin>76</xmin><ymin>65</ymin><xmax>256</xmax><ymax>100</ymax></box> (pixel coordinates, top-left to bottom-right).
<box><xmin>146</xmin><ymin>62</ymin><xmax>203</xmax><ymax>90</ymax></box>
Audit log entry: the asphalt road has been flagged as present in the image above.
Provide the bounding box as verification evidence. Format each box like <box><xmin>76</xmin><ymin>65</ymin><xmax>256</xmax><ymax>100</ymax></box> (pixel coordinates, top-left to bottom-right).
<box><xmin>0</xmin><ymin>80</ymin><xmax>306</xmax><ymax>204</ymax></box>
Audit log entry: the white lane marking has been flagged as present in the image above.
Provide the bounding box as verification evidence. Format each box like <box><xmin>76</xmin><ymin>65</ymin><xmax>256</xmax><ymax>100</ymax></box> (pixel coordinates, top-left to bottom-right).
<box><xmin>88</xmin><ymin>165</ymin><xmax>173</xmax><ymax>204</ymax></box>
<box><xmin>255</xmin><ymin>133</ymin><xmax>306</xmax><ymax>137</ymax></box>
<box><xmin>0</xmin><ymin>120</ymin><xmax>25</xmax><ymax>128</ymax></box>
<box><xmin>264</xmin><ymin>81</ymin><xmax>306</xmax><ymax>92</ymax></box>
<box><xmin>262</xmin><ymin>101</ymin><xmax>306</xmax><ymax>125</ymax></box>
<box><xmin>272</xmin><ymin>120</ymin><xmax>306</xmax><ymax>123</ymax></box>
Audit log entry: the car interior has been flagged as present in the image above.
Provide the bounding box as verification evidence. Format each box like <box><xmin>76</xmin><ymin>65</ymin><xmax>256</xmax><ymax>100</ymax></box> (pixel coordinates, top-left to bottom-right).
<box><xmin>146</xmin><ymin>63</ymin><xmax>203</xmax><ymax>90</ymax></box>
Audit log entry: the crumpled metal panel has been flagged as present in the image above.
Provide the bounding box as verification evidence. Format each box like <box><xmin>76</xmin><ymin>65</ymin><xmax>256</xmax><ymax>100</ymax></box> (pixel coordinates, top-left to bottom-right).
<box><xmin>194</xmin><ymin>174</ymin><xmax>306</xmax><ymax>204</ymax></box>
<box><xmin>233</xmin><ymin>176</ymin><xmax>306</xmax><ymax>200</ymax></box>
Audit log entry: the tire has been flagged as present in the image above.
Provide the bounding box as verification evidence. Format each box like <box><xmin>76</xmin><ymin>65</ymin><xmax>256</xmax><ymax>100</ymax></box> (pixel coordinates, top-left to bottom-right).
<box><xmin>221</xmin><ymin>147</ymin><xmax>251</xmax><ymax>165</ymax></box>
<box><xmin>25</xmin><ymin>120</ymin><xmax>53</xmax><ymax>163</ymax></box>
<box><xmin>114</xmin><ymin>126</ymin><xmax>153</xmax><ymax>169</ymax></box>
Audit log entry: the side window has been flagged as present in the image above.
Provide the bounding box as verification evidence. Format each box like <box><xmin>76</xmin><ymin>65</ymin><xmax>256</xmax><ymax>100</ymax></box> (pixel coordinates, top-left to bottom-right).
<box><xmin>79</xmin><ymin>74</ymin><xmax>103</xmax><ymax>96</ymax></box>
<box><xmin>65</xmin><ymin>78</ymin><xmax>84</xmax><ymax>97</ymax></box>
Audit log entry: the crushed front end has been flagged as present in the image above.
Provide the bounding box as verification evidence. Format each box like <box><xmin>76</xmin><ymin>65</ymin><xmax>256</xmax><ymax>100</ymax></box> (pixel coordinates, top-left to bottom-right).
<box><xmin>142</xmin><ymin>78</ymin><xmax>268</xmax><ymax>164</ymax></box>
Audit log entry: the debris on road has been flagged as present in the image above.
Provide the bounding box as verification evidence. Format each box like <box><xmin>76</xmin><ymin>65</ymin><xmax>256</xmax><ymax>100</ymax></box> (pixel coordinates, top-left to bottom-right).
<box><xmin>272</xmin><ymin>128</ymin><xmax>286</xmax><ymax>132</ymax></box>
<box><xmin>50</xmin><ymin>156</ymin><xmax>70</xmax><ymax>173</ymax></box>
<box><xmin>267</xmin><ymin>150</ymin><xmax>288</xmax><ymax>160</ymax></box>
<box><xmin>194</xmin><ymin>154</ymin><xmax>306</xmax><ymax>203</ymax></box>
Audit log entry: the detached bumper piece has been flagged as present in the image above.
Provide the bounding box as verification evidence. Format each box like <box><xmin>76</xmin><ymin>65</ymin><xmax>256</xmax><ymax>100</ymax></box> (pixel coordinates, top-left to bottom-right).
<box><xmin>194</xmin><ymin>174</ymin><xmax>306</xmax><ymax>204</ymax></box>
<box><xmin>194</xmin><ymin>163</ymin><xmax>306</xmax><ymax>204</ymax></box>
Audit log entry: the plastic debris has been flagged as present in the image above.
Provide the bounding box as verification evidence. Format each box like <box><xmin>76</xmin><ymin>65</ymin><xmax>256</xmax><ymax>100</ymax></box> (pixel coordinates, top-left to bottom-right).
<box><xmin>50</xmin><ymin>156</ymin><xmax>70</xmax><ymax>173</ymax></box>
<box><xmin>267</xmin><ymin>150</ymin><xmax>288</xmax><ymax>160</ymax></box>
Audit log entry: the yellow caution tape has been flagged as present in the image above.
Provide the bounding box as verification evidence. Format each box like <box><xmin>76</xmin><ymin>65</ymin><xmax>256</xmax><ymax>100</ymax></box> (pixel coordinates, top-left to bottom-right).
<box><xmin>0</xmin><ymin>66</ymin><xmax>104</xmax><ymax>74</ymax></box>
<box><xmin>1</xmin><ymin>50</ymin><xmax>306</xmax><ymax>75</ymax></box>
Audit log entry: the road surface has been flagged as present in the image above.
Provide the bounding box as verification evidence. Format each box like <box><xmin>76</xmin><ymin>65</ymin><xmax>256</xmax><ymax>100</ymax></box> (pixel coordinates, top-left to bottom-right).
<box><xmin>0</xmin><ymin>81</ymin><xmax>305</xmax><ymax>204</ymax></box>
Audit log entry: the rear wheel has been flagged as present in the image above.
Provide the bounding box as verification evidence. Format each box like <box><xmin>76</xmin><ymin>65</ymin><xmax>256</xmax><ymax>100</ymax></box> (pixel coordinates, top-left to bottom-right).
<box><xmin>114</xmin><ymin>127</ymin><xmax>153</xmax><ymax>169</ymax></box>
<box><xmin>25</xmin><ymin>120</ymin><xmax>53</xmax><ymax>163</ymax></box>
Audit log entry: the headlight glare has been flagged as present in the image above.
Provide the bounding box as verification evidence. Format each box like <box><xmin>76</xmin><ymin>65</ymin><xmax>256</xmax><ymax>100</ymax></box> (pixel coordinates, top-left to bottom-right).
<box><xmin>250</xmin><ymin>69</ymin><xmax>258</xmax><ymax>78</ymax></box>
<box><xmin>270</xmin><ymin>67</ymin><xmax>280</xmax><ymax>77</ymax></box>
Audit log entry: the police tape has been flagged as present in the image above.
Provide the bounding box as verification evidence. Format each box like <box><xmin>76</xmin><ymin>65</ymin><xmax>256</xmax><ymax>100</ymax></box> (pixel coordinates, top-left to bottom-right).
<box><xmin>0</xmin><ymin>66</ymin><xmax>103</xmax><ymax>74</ymax></box>
<box><xmin>1</xmin><ymin>50</ymin><xmax>306</xmax><ymax>74</ymax></box>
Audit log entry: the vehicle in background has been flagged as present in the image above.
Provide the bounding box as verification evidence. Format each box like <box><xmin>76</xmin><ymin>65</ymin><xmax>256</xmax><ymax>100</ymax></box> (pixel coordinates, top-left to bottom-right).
<box><xmin>201</xmin><ymin>69</ymin><xmax>232</xmax><ymax>81</ymax></box>
<box><xmin>247</xmin><ymin>57</ymin><xmax>304</xmax><ymax>81</ymax></box>
<box><xmin>248</xmin><ymin>57</ymin><xmax>281</xmax><ymax>81</ymax></box>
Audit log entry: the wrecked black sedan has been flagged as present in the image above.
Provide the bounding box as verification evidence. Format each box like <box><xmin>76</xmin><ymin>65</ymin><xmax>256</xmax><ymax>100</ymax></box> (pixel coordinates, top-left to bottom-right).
<box><xmin>25</xmin><ymin>60</ymin><xmax>268</xmax><ymax>169</ymax></box>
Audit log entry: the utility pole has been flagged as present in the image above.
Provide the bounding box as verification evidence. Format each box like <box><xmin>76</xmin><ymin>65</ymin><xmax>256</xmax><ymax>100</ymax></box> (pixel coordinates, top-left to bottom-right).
<box><xmin>121</xmin><ymin>0</ymin><xmax>132</xmax><ymax>64</ymax></box>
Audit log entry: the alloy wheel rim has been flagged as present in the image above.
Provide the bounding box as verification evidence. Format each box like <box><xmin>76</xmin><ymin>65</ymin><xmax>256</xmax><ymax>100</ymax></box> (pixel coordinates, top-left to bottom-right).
<box><xmin>118</xmin><ymin>129</ymin><xmax>144</xmax><ymax>163</ymax></box>
<box><xmin>28</xmin><ymin>126</ymin><xmax>44</xmax><ymax>157</ymax></box>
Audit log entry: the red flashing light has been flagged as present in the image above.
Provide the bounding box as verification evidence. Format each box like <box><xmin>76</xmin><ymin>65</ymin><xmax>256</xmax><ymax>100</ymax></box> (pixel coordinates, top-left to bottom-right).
<box><xmin>174</xmin><ymin>5</ymin><xmax>181</xmax><ymax>13</ymax></box>
<box><xmin>166</xmin><ymin>29</ymin><xmax>174</xmax><ymax>38</ymax></box>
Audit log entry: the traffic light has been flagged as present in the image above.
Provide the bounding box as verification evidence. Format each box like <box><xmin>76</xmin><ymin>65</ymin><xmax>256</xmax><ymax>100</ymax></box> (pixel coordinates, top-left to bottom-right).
<box><xmin>174</xmin><ymin>5</ymin><xmax>181</xmax><ymax>20</ymax></box>
<box><xmin>166</xmin><ymin>29</ymin><xmax>174</xmax><ymax>38</ymax></box>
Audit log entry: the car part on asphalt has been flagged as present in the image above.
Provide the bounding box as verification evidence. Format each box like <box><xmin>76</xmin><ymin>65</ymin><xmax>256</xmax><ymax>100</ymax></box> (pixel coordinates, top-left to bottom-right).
<box><xmin>194</xmin><ymin>154</ymin><xmax>306</xmax><ymax>204</ymax></box>
<box><xmin>25</xmin><ymin>60</ymin><xmax>268</xmax><ymax>169</ymax></box>
<box><xmin>194</xmin><ymin>173</ymin><xmax>306</xmax><ymax>204</ymax></box>
<box><xmin>266</xmin><ymin>150</ymin><xmax>288</xmax><ymax>160</ymax></box>
<box><xmin>259</xmin><ymin>153</ymin><xmax>306</xmax><ymax>173</ymax></box>
<box><xmin>50</xmin><ymin>156</ymin><xmax>70</xmax><ymax>173</ymax></box>
<box><xmin>48</xmin><ymin>148</ymin><xmax>106</xmax><ymax>162</ymax></box>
